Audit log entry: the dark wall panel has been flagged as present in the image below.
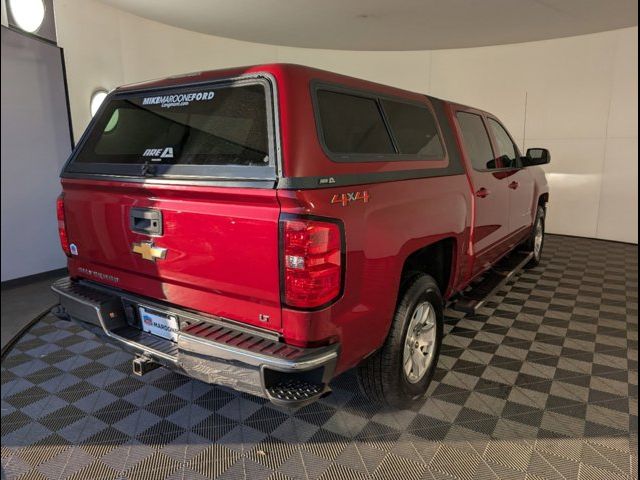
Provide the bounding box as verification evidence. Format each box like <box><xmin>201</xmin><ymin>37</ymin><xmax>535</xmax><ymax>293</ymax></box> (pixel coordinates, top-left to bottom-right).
<box><xmin>1</xmin><ymin>27</ymin><xmax>72</xmax><ymax>281</ymax></box>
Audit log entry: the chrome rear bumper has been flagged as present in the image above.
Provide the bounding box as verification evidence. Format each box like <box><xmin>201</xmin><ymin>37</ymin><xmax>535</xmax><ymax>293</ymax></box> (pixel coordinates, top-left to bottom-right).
<box><xmin>51</xmin><ymin>277</ymin><xmax>338</xmax><ymax>407</ymax></box>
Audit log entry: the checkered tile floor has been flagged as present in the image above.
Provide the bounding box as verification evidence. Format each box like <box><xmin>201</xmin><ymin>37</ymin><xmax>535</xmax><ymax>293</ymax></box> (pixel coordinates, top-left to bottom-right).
<box><xmin>1</xmin><ymin>235</ymin><xmax>637</xmax><ymax>480</ymax></box>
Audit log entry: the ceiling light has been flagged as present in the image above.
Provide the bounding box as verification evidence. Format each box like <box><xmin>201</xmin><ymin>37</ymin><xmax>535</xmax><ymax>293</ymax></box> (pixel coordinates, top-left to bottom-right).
<box><xmin>90</xmin><ymin>90</ymin><xmax>109</xmax><ymax>117</ymax></box>
<box><xmin>9</xmin><ymin>0</ymin><xmax>46</xmax><ymax>33</ymax></box>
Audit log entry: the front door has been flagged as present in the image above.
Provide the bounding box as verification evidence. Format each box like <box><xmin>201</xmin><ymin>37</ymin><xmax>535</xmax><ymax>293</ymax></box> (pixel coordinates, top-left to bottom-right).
<box><xmin>454</xmin><ymin>108</ymin><xmax>511</xmax><ymax>277</ymax></box>
<box><xmin>486</xmin><ymin>117</ymin><xmax>535</xmax><ymax>242</ymax></box>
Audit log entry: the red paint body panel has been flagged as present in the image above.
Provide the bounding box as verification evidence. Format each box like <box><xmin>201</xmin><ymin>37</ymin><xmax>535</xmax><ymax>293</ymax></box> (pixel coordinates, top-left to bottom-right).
<box><xmin>62</xmin><ymin>179</ymin><xmax>283</xmax><ymax>331</ymax></box>
<box><xmin>277</xmin><ymin>175</ymin><xmax>471</xmax><ymax>373</ymax></box>
<box><xmin>59</xmin><ymin>64</ymin><xmax>549</xmax><ymax>378</ymax></box>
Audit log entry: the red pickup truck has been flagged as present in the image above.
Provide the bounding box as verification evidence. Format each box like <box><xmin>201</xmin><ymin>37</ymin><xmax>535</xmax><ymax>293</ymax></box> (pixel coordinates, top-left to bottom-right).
<box><xmin>52</xmin><ymin>64</ymin><xmax>550</xmax><ymax>408</ymax></box>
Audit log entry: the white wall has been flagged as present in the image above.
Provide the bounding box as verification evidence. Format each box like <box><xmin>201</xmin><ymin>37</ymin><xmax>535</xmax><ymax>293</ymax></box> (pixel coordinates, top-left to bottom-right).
<box><xmin>54</xmin><ymin>0</ymin><xmax>638</xmax><ymax>243</ymax></box>
<box><xmin>427</xmin><ymin>30</ymin><xmax>638</xmax><ymax>244</ymax></box>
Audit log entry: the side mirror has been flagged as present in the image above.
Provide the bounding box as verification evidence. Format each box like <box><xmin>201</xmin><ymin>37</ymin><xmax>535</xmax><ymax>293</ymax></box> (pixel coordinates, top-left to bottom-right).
<box><xmin>522</xmin><ymin>148</ymin><xmax>550</xmax><ymax>166</ymax></box>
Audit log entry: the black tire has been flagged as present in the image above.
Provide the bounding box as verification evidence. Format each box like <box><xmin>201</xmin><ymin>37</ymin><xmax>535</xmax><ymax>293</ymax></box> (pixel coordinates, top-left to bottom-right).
<box><xmin>357</xmin><ymin>274</ymin><xmax>443</xmax><ymax>408</ymax></box>
<box><xmin>523</xmin><ymin>206</ymin><xmax>545</xmax><ymax>268</ymax></box>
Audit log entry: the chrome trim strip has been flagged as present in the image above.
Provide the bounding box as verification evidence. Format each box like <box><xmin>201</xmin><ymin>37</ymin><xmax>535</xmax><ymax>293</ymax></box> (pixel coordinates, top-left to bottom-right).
<box><xmin>61</xmin><ymin>172</ymin><xmax>277</xmax><ymax>189</ymax></box>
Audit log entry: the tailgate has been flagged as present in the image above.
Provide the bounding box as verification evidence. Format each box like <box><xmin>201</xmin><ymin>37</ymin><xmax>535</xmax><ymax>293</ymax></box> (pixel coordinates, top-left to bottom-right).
<box><xmin>63</xmin><ymin>179</ymin><xmax>282</xmax><ymax>331</ymax></box>
<box><xmin>59</xmin><ymin>75</ymin><xmax>283</xmax><ymax>331</ymax></box>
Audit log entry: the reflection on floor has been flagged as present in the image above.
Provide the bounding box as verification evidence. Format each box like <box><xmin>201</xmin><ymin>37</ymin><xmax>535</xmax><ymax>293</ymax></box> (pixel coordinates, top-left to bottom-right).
<box><xmin>1</xmin><ymin>235</ymin><xmax>637</xmax><ymax>480</ymax></box>
<box><xmin>1</xmin><ymin>272</ymin><xmax>61</xmax><ymax>352</ymax></box>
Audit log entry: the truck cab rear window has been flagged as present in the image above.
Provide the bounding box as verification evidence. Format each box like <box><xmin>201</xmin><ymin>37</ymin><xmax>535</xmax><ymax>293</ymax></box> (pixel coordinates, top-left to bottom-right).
<box><xmin>69</xmin><ymin>82</ymin><xmax>273</xmax><ymax>177</ymax></box>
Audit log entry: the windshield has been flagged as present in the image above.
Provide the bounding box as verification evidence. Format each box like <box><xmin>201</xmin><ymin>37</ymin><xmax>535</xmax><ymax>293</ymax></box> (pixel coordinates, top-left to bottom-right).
<box><xmin>66</xmin><ymin>80</ymin><xmax>276</xmax><ymax>180</ymax></box>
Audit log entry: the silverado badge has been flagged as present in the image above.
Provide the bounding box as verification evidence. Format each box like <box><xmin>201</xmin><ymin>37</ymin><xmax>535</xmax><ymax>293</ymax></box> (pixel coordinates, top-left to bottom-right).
<box><xmin>132</xmin><ymin>241</ymin><xmax>167</xmax><ymax>262</ymax></box>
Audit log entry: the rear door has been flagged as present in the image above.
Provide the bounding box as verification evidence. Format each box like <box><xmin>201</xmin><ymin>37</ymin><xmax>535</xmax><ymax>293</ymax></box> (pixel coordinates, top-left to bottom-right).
<box><xmin>61</xmin><ymin>77</ymin><xmax>283</xmax><ymax>331</ymax></box>
<box><xmin>485</xmin><ymin>117</ymin><xmax>535</xmax><ymax>241</ymax></box>
<box><xmin>454</xmin><ymin>109</ymin><xmax>511</xmax><ymax>276</ymax></box>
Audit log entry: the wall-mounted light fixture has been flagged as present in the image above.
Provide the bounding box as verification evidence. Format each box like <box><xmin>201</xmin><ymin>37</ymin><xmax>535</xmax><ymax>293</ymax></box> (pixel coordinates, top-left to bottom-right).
<box><xmin>90</xmin><ymin>90</ymin><xmax>109</xmax><ymax>117</ymax></box>
<box><xmin>8</xmin><ymin>0</ymin><xmax>45</xmax><ymax>33</ymax></box>
<box><xmin>6</xmin><ymin>0</ymin><xmax>57</xmax><ymax>43</ymax></box>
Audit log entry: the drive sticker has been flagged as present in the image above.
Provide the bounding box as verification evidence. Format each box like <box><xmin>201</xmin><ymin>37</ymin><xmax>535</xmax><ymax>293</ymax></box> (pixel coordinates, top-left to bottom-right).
<box><xmin>141</xmin><ymin>91</ymin><xmax>215</xmax><ymax>108</ymax></box>
<box><xmin>142</xmin><ymin>147</ymin><xmax>174</xmax><ymax>159</ymax></box>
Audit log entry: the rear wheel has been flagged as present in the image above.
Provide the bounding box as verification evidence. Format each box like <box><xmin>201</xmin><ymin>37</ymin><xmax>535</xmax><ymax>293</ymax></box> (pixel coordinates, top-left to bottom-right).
<box><xmin>524</xmin><ymin>206</ymin><xmax>545</xmax><ymax>268</ymax></box>
<box><xmin>357</xmin><ymin>274</ymin><xmax>443</xmax><ymax>408</ymax></box>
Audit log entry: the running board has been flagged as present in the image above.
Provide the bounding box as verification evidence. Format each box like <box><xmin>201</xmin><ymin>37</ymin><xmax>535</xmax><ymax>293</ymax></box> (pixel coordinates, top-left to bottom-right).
<box><xmin>452</xmin><ymin>251</ymin><xmax>533</xmax><ymax>314</ymax></box>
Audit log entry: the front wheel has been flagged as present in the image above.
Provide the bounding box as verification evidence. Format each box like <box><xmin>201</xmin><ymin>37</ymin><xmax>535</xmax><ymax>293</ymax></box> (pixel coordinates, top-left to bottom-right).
<box><xmin>524</xmin><ymin>206</ymin><xmax>545</xmax><ymax>268</ymax></box>
<box><xmin>357</xmin><ymin>274</ymin><xmax>443</xmax><ymax>408</ymax></box>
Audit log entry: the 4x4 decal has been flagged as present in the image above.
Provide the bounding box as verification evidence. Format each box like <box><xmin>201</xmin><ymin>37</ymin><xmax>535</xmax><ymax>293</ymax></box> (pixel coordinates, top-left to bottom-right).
<box><xmin>330</xmin><ymin>191</ymin><xmax>370</xmax><ymax>207</ymax></box>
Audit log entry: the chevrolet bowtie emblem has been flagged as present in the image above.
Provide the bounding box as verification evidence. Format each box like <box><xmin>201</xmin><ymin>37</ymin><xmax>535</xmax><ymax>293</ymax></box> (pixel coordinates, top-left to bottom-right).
<box><xmin>132</xmin><ymin>241</ymin><xmax>167</xmax><ymax>262</ymax></box>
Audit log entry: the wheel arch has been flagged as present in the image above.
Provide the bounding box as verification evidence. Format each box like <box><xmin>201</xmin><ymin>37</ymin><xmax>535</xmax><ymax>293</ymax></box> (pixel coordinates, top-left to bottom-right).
<box><xmin>538</xmin><ymin>192</ymin><xmax>549</xmax><ymax>209</ymax></box>
<box><xmin>398</xmin><ymin>237</ymin><xmax>456</xmax><ymax>305</ymax></box>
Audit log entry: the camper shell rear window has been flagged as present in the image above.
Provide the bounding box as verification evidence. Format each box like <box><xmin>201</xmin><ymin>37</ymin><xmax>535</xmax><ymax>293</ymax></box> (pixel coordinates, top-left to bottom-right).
<box><xmin>64</xmin><ymin>77</ymin><xmax>277</xmax><ymax>181</ymax></box>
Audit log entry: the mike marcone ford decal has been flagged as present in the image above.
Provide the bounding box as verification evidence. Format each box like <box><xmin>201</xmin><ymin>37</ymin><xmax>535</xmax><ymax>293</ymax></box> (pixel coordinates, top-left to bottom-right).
<box><xmin>142</xmin><ymin>91</ymin><xmax>215</xmax><ymax>108</ymax></box>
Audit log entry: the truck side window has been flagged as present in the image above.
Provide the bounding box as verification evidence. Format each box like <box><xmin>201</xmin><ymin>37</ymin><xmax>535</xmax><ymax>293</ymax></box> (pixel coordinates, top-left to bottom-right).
<box><xmin>381</xmin><ymin>100</ymin><xmax>444</xmax><ymax>158</ymax></box>
<box><xmin>456</xmin><ymin>112</ymin><xmax>496</xmax><ymax>171</ymax></box>
<box><xmin>317</xmin><ymin>90</ymin><xmax>395</xmax><ymax>155</ymax></box>
<box><xmin>488</xmin><ymin>118</ymin><xmax>519</xmax><ymax>169</ymax></box>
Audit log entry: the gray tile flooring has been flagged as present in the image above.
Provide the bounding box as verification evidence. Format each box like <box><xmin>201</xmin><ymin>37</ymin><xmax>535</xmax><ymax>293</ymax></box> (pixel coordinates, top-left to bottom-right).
<box><xmin>0</xmin><ymin>235</ymin><xmax>637</xmax><ymax>479</ymax></box>
<box><xmin>1</xmin><ymin>274</ymin><xmax>61</xmax><ymax>352</ymax></box>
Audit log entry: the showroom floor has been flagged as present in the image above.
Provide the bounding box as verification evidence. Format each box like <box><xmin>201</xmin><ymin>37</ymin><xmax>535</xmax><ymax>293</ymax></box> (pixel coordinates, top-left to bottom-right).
<box><xmin>1</xmin><ymin>274</ymin><xmax>59</xmax><ymax>353</ymax></box>
<box><xmin>1</xmin><ymin>235</ymin><xmax>637</xmax><ymax>480</ymax></box>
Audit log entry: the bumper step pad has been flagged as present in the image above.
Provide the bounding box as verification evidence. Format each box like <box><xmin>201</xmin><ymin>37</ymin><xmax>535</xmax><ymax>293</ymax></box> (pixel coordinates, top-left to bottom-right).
<box><xmin>266</xmin><ymin>379</ymin><xmax>325</xmax><ymax>402</ymax></box>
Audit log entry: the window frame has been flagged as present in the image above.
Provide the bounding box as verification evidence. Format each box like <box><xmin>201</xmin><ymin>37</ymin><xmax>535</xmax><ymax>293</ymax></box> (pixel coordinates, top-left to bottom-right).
<box><xmin>486</xmin><ymin>116</ymin><xmax>523</xmax><ymax>170</ymax></box>
<box><xmin>315</xmin><ymin>89</ymin><xmax>396</xmax><ymax>156</ymax></box>
<box><xmin>311</xmin><ymin>80</ymin><xmax>448</xmax><ymax>163</ymax></box>
<box><xmin>455</xmin><ymin>110</ymin><xmax>500</xmax><ymax>173</ymax></box>
<box><xmin>62</xmin><ymin>75</ymin><xmax>280</xmax><ymax>182</ymax></box>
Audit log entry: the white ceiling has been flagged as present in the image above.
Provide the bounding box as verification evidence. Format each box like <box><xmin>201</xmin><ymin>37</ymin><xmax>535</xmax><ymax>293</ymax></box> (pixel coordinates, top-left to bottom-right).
<box><xmin>99</xmin><ymin>0</ymin><xmax>637</xmax><ymax>51</ymax></box>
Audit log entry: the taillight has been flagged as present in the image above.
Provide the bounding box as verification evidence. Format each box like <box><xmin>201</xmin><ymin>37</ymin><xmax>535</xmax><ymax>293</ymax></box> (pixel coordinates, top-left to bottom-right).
<box><xmin>56</xmin><ymin>193</ymin><xmax>71</xmax><ymax>256</ymax></box>
<box><xmin>281</xmin><ymin>216</ymin><xmax>343</xmax><ymax>309</ymax></box>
